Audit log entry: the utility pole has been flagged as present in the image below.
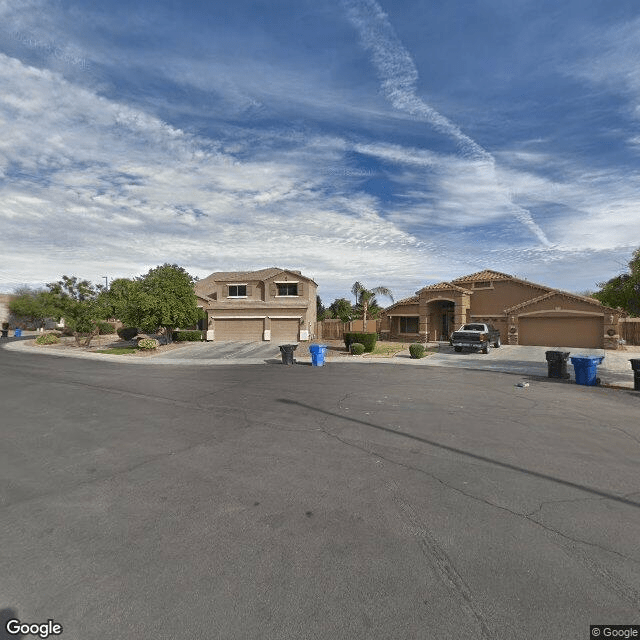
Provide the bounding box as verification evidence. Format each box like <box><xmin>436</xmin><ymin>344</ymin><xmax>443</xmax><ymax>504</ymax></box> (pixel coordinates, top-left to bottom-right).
<box><xmin>103</xmin><ymin>276</ymin><xmax>108</xmax><ymax>289</ymax></box>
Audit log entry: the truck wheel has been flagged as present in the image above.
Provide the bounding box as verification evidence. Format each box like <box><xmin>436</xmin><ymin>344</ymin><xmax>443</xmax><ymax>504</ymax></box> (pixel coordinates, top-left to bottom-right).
<box><xmin>454</xmin><ymin>346</ymin><xmax>462</xmax><ymax>352</ymax></box>
<box><xmin>494</xmin><ymin>337</ymin><xmax>501</xmax><ymax>348</ymax></box>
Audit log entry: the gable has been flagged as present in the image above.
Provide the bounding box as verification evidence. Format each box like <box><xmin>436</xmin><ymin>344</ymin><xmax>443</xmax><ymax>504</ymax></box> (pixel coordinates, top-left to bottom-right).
<box><xmin>505</xmin><ymin>291</ymin><xmax>613</xmax><ymax>315</ymax></box>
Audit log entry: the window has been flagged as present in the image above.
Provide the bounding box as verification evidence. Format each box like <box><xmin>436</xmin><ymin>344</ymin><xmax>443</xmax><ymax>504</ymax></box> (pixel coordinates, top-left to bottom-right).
<box><xmin>399</xmin><ymin>317</ymin><xmax>419</xmax><ymax>333</ymax></box>
<box><xmin>228</xmin><ymin>285</ymin><xmax>247</xmax><ymax>297</ymax></box>
<box><xmin>473</xmin><ymin>281</ymin><xmax>492</xmax><ymax>289</ymax></box>
<box><xmin>277</xmin><ymin>283</ymin><xmax>298</xmax><ymax>296</ymax></box>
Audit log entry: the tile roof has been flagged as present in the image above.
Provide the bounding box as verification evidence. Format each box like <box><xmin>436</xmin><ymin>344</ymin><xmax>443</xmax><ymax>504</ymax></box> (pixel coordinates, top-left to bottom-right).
<box><xmin>504</xmin><ymin>290</ymin><xmax>623</xmax><ymax>314</ymax></box>
<box><xmin>416</xmin><ymin>281</ymin><xmax>473</xmax><ymax>294</ymax></box>
<box><xmin>451</xmin><ymin>270</ymin><xmax>514</xmax><ymax>282</ymax></box>
<box><xmin>384</xmin><ymin>295</ymin><xmax>419</xmax><ymax>311</ymax></box>
<box><xmin>194</xmin><ymin>267</ymin><xmax>316</xmax><ymax>296</ymax></box>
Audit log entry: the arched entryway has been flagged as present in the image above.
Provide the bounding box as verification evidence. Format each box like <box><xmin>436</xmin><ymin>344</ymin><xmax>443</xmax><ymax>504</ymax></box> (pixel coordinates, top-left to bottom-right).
<box><xmin>426</xmin><ymin>299</ymin><xmax>456</xmax><ymax>341</ymax></box>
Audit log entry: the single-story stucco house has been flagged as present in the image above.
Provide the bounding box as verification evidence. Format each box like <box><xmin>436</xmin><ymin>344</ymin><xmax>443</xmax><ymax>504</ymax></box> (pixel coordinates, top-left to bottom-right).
<box><xmin>381</xmin><ymin>269</ymin><xmax>625</xmax><ymax>349</ymax></box>
<box><xmin>194</xmin><ymin>267</ymin><xmax>317</xmax><ymax>343</ymax></box>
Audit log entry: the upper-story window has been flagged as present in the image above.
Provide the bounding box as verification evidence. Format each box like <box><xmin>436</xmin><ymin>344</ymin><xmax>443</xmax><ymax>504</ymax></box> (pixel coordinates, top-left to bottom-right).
<box><xmin>228</xmin><ymin>284</ymin><xmax>247</xmax><ymax>297</ymax></box>
<box><xmin>277</xmin><ymin>283</ymin><xmax>298</xmax><ymax>296</ymax></box>
<box><xmin>473</xmin><ymin>281</ymin><xmax>492</xmax><ymax>289</ymax></box>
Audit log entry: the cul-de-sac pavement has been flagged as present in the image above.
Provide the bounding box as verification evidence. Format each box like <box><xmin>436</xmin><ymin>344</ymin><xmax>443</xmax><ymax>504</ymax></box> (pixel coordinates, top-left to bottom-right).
<box><xmin>1</xmin><ymin>342</ymin><xmax>639</xmax><ymax>640</ymax></box>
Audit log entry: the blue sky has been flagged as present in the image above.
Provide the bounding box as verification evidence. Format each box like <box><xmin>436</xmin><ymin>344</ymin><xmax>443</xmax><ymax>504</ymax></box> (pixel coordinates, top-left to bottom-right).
<box><xmin>1</xmin><ymin>0</ymin><xmax>639</xmax><ymax>303</ymax></box>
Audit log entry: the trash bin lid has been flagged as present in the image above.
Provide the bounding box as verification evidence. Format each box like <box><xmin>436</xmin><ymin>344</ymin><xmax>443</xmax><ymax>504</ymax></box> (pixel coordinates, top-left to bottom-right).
<box><xmin>570</xmin><ymin>355</ymin><xmax>604</xmax><ymax>364</ymax></box>
<box><xmin>309</xmin><ymin>344</ymin><xmax>327</xmax><ymax>352</ymax></box>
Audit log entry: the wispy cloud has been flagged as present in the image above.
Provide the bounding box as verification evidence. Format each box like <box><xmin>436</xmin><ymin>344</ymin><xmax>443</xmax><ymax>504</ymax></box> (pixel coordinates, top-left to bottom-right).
<box><xmin>340</xmin><ymin>0</ymin><xmax>552</xmax><ymax>247</ymax></box>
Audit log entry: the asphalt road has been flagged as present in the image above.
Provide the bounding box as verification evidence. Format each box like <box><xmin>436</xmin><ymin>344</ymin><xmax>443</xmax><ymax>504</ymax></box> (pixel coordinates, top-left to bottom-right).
<box><xmin>1</xmin><ymin>348</ymin><xmax>639</xmax><ymax>640</ymax></box>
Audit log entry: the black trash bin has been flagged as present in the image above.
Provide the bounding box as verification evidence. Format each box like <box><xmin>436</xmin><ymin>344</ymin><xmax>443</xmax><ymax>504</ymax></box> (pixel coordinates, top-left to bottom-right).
<box><xmin>545</xmin><ymin>351</ymin><xmax>571</xmax><ymax>379</ymax></box>
<box><xmin>279</xmin><ymin>344</ymin><xmax>298</xmax><ymax>365</ymax></box>
<box><xmin>630</xmin><ymin>359</ymin><xmax>640</xmax><ymax>391</ymax></box>
<box><xmin>0</xmin><ymin>329</ymin><xmax>7</xmax><ymax>338</ymax></box>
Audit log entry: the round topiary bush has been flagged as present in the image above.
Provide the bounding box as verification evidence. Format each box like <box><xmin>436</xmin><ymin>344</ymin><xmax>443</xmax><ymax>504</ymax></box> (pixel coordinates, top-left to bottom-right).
<box><xmin>350</xmin><ymin>342</ymin><xmax>365</xmax><ymax>355</ymax></box>
<box><xmin>409</xmin><ymin>343</ymin><xmax>426</xmax><ymax>359</ymax></box>
<box><xmin>117</xmin><ymin>327</ymin><xmax>139</xmax><ymax>341</ymax></box>
<box><xmin>35</xmin><ymin>333</ymin><xmax>60</xmax><ymax>345</ymax></box>
<box><xmin>137</xmin><ymin>338</ymin><xmax>159</xmax><ymax>350</ymax></box>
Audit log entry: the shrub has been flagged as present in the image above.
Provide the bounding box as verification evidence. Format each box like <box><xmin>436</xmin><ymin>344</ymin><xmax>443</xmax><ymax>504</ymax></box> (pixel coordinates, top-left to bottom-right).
<box><xmin>409</xmin><ymin>343</ymin><xmax>426</xmax><ymax>359</ymax></box>
<box><xmin>96</xmin><ymin>321</ymin><xmax>116</xmax><ymax>334</ymax></box>
<box><xmin>137</xmin><ymin>338</ymin><xmax>159</xmax><ymax>350</ymax></box>
<box><xmin>117</xmin><ymin>327</ymin><xmax>139</xmax><ymax>341</ymax></box>
<box><xmin>172</xmin><ymin>330</ymin><xmax>203</xmax><ymax>342</ymax></box>
<box><xmin>35</xmin><ymin>333</ymin><xmax>60</xmax><ymax>345</ymax></box>
<box><xmin>350</xmin><ymin>342</ymin><xmax>365</xmax><ymax>355</ymax></box>
<box><xmin>343</xmin><ymin>332</ymin><xmax>377</xmax><ymax>352</ymax></box>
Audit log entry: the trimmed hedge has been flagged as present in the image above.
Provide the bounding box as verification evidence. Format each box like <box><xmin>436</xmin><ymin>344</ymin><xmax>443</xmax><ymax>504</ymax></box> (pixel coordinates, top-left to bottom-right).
<box><xmin>35</xmin><ymin>333</ymin><xmax>60</xmax><ymax>345</ymax></box>
<box><xmin>117</xmin><ymin>327</ymin><xmax>139</xmax><ymax>341</ymax></box>
<box><xmin>172</xmin><ymin>330</ymin><xmax>203</xmax><ymax>342</ymax></box>
<box><xmin>350</xmin><ymin>342</ymin><xmax>365</xmax><ymax>355</ymax></box>
<box><xmin>409</xmin><ymin>343</ymin><xmax>426</xmax><ymax>359</ymax></box>
<box><xmin>343</xmin><ymin>332</ymin><xmax>377</xmax><ymax>352</ymax></box>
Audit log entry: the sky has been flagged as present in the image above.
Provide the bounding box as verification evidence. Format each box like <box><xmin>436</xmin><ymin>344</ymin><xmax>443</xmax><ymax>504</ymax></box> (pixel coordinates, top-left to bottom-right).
<box><xmin>1</xmin><ymin>0</ymin><xmax>639</xmax><ymax>304</ymax></box>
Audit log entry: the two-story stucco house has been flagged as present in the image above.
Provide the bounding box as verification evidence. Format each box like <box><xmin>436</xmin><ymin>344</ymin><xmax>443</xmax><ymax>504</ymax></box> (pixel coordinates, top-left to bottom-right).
<box><xmin>194</xmin><ymin>267</ymin><xmax>317</xmax><ymax>343</ymax></box>
<box><xmin>381</xmin><ymin>269</ymin><xmax>625</xmax><ymax>349</ymax></box>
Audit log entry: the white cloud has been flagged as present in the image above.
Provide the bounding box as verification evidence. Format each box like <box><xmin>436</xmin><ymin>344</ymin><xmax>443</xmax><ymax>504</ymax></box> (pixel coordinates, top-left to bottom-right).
<box><xmin>340</xmin><ymin>0</ymin><xmax>552</xmax><ymax>247</ymax></box>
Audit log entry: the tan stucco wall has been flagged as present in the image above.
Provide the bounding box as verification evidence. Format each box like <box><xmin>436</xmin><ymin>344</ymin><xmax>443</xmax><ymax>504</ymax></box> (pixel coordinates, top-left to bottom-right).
<box><xmin>0</xmin><ymin>294</ymin><xmax>14</xmax><ymax>324</ymax></box>
<box><xmin>466</xmin><ymin>280</ymin><xmax>547</xmax><ymax>316</ymax></box>
<box><xmin>200</xmin><ymin>270</ymin><xmax>317</xmax><ymax>341</ymax></box>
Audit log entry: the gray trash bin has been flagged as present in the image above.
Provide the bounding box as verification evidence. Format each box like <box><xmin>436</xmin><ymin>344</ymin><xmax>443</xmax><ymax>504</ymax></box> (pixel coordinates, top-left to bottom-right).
<box><xmin>279</xmin><ymin>344</ymin><xmax>298</xmax><ymax>365</ymax></box>
<box><xmin>545</xmin><ymin>351</ymin><xmax>570</xmax><ymax>379</ymax></box>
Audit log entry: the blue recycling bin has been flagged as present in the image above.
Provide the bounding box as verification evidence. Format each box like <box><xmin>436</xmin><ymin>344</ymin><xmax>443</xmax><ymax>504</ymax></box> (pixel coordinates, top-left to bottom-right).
<box><xmin>309</xmin><ymin>343</ymin><xmax>327</xmax><ymax>367</ymax></box>
<box><xmin>570</xmin><ymin>355</ymin><xmax>604</xmax><ymax>386</ymax></box>
<box><xmin>14</xmin><ymin>328</ymin><xmax>22</xmax><ymax>337</ymax></box>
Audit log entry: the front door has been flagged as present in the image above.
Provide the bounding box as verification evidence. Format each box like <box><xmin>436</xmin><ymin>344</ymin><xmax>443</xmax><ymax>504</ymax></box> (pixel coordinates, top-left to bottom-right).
<box><xmin>441</xmin><ymin>311</ymin><xmax>455</xmax><ymax>339</ymax></box>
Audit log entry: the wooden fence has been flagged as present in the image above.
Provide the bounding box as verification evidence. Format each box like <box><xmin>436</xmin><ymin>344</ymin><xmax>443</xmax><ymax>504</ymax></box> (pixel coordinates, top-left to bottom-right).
<box><xmin>318</xmin><ymin>319</ymin><xmax>381</xmax><ymax>341</ymax></box>
<box><xmin>620</xmin><ymin>318</ymin><xmax>640</xmax><ymax>345</ymax></box>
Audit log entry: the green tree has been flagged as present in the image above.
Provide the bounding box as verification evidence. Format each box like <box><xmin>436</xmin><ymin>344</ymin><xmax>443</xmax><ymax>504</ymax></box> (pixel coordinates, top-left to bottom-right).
<box><xmin>328</xmin><ymin>298</ymin><xmax>354</xmax><ymax>322</ymax></box>
<box><xmin>351</xmin><ymin>283</ymin><xmax>394</xmax><ymax>324</ymax></box>
<box><xmin>593</xmin><ymin>249</ymin><xmax>640</xmax><ymax>316</ymax></box>
<box><xmin>44</xmin><ymin>275</ymin><xmax>111</xmax><ymax>344</ymax></box>
<box><xmin>114</xmin><ymin>264</ymin><xmax>200</xmax><ymax>341</ymax></box>
<box><xmin>316</xmin><ymin>295</ymin><xmax>333</xmax><ymax>321</ymax></box>
<box><xmin>8</xmin><ymin>287</ymin><xmax>57</xmax><ymax>328</ymax></box>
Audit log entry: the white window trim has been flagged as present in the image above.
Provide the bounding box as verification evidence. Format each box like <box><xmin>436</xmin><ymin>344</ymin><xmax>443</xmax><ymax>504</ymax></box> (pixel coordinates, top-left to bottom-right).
<box><xmin>227</xmin><ymin>283</ymin><xmax>248</xmax><ymax>298</ymax></box>
<box><xmin>274</xmin><ymin>281</ymin><xmax>300</xmax><ymax>296</ymax></box>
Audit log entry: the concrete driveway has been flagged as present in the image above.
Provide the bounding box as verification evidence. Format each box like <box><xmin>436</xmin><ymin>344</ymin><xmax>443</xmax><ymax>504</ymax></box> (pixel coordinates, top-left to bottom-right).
<box><xmin>415</xmin><ymin>343</ymin><xmax>639</xmax><ymax>388</ymax></box>
<box><xmin>159</xmin><ymin>340</ymin><xmax>285</xmax><ymax>363</ymax></box>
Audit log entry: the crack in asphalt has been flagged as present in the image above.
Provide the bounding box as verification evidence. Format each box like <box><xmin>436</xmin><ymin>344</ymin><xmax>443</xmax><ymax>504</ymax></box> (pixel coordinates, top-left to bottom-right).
<box><xmin>309</xmin><ymin>424</ymin><xmax>640</xmax><ymax>566</ymax></box>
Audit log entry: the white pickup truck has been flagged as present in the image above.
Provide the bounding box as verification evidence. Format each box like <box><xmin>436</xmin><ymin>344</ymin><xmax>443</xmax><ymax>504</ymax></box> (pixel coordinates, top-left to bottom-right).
<box><xmin>450</xmin><ymin>323</ymin><xmax>501</xmax><ymax>354</ymax></box>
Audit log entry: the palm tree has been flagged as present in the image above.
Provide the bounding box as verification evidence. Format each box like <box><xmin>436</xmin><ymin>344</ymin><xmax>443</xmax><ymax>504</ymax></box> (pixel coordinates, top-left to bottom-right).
<box><xmin>350</xmin><ymin>281</ymin><xmax>363</xmax><ymax>306</ymax></box>
<box><xmin>351</xmin><ymin>283</ymin><xmax>394</xmax><ymax>325</ymax></box>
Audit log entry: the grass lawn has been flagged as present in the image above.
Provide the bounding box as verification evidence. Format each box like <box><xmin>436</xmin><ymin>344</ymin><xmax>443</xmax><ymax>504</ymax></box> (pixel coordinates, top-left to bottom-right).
<box><xmin>94</xmin><ymin>347</ymin><xmax>138</xmax><ymax>355</ymax></box>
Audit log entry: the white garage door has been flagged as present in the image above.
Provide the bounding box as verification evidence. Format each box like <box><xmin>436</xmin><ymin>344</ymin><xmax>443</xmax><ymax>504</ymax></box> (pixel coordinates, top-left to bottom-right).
<box><xmin>214</xmin><ymin>318</ymin><xmax>263</xmax><ymax>342</ymax></box>
<box><xmin>519</xmin><ymin>316</ymin><xmax>603</xmax><ymax>348</ymax></box>
<box><xmin>271</xmin><ymin>319</ymin><xmax>299</xmax><ymax>344</ymax></box>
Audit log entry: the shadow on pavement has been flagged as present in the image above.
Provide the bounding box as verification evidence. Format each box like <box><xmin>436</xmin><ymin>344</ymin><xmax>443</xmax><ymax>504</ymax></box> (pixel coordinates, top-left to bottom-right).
<box><xmin>278</xmin><ymin>398</ymin><xmax>640</xmax><ymax>510</ymax></box>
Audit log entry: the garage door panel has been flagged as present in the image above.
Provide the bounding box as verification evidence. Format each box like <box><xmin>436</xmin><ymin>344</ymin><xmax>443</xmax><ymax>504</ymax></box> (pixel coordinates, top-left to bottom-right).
<box><xmin>271</xmin><ymin>319</ymin><xmax>299</xmax><ymax>343</ymax></box>
<box><xmin>519</xmin><ymin>316</ymin><xmax>603</xmax><ymax>348</ymax></box>
<box><xmin>215</xmin><ymin>319</ymin><xmax>263</xmax><ymax>342</ymax></box>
